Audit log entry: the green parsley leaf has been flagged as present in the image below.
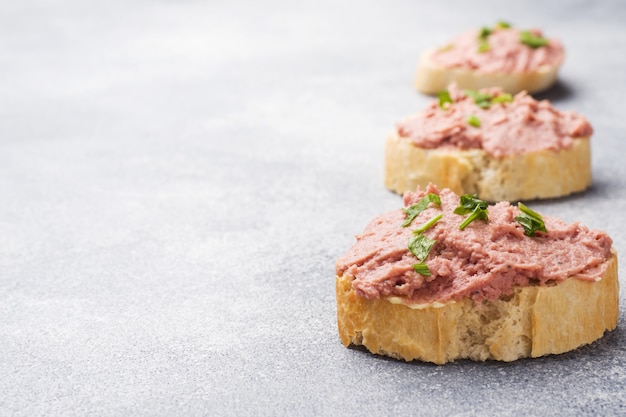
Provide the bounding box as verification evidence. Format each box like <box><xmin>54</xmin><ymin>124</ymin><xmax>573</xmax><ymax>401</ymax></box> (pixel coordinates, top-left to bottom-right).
<box><xmin>478</xmin><ymin>26</ymin><xmax>493</xmax><ymax>53</ymax></box>
<box><xmin>402</xmin><ymin>193</ymin><xmax>441</xmax><ymax>227</ymax></box>
<box><xmin>467</xmin><ymin>114</ymin><xmax>481</xmax><ymax>127</ymax></box>
<box><xmin>464</xmin><ymin>89</ymin><xmax>493</xmax><ymax>108</ymax></box>
<box><xmin>477</xmin><ymin>21</ymin><xmax>512</xmax><ymax>52</ymax></box>
<box><xmin>407</xmin><ymin>213</ymin><xmax>441</xmax><ymax>277</ymax></box>
<box><xmin>412</xmin><ymin>262</ymin><xmax>431</xmax><ymax>277</ymax></box>
<box><xmin>453</xmin><ymin>193</ymin><xmax>489</xmax><ymax>215</ymax></box>
<box><xmin>464</xmin><ymin>89</ymin><xmax>514</xmax><ymax>109</ymax></box>
<box><xmin>414</xmin><ymin>214</ymin><xmax>443</xmax><ymax>234</ymax></box>
<box><xmin>491</xmin><ymin>93</ymin><xmax>513</xmax><ymax>104</ymax></box>
<box><xmin>408</xmin><ymin>233</ymin><xmax>437</xmax><ymax>262</ymax></box>
<box><xmin>515</xmin><ymin>202</ymin><xmax>548</xmax><ymax>236</ymax></box>
<box><xmin>519</xmin><ymin>30</ymin><xmax>549</xmax><ymax>48</ymax></box>
<box><xmin>477</xmin><ymin>26</ymin><xmax>494</xmax><ymax>53</ymax></box>
<box><xmin>438</xmin><ymin>90</ymin><xmax>453</xmax><ymax>109</ymax></box>
<box><xmin>458</xmin><ymin>206</ymin><xmax>489</xmax><ymax>230</ymax></box>
<box><xmin>478</xmin><ymin>27</ymin><xmax>493</xmax><ymax>40</ymax></box>
<box><xmin>477</xmin><ymin>40</ymin><xmax>490</xmax><ymax>53</ymax></box>
<box><xmin>518</xmin><ymin>202</ymin><xmax>542</xmax><ymax>218</ymax></box>
<box><xmin>454</xmin><ymin>194</ymin><xmax>489</xmax><ymax>230</ymax></box>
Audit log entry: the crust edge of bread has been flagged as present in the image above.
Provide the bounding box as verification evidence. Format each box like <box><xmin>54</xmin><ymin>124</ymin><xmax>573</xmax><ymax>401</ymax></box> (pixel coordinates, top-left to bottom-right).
<box><xmin>384</xmin><ymin>132</ymin><xmax>591</xmax><ymax>202</ymax></box>
<box><xmin>414</xmin><ymin>48</ymin><xmax>561</xmax><ymax>95</ymax></box>
<box><xmin>336</xmin><ymin>250</ymin><xmax>618</xmax><ymax>365</ymax></box>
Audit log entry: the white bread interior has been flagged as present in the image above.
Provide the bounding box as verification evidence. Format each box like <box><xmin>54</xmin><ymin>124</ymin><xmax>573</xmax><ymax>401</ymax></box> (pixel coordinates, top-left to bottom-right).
<box><xmin>336</xmin><ymin>250</ymin><xmax>618</xmax><ymax>365</ymax></box>
<box><xmin>384</xmin><ymin>131</ymin><xmax>591</xmax><ymax>202</ymax></box>
<box><xmin>414</xmin><ymin>48</ymin><xmax>560</xmax><ymax>95</ymax></box>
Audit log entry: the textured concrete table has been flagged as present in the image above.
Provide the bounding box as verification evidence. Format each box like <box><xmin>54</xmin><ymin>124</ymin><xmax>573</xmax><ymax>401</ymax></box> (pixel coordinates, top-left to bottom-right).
<box><xmin>1</xmin><ymin>1</ymin><xmax>625</xmax><ymax>416</ymax></box>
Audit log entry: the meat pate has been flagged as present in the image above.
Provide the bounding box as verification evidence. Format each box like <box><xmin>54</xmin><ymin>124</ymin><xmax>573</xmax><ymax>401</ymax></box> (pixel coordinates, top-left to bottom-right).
<box><xmin>430</xmin><ymin>26</ymin><xmax>564</xmax><ymax>74</ymax></box>
<box><xmin>396</xmin><ymin>84</ymin><xmax>592</xmax><ymax>158</ymax></box>
<box><xmin>336</xmin><ymin>185</ymin><xmax>612</xmax><ymax>304</ymax></box>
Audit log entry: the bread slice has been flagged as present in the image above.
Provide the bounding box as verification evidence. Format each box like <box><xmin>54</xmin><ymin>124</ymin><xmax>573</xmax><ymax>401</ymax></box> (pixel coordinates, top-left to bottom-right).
<box><xmin>336</xmin><ymin>250</ymin><xmax>618</xmax><ymax>364</ymax></box>
<box><xmin>415</xmin><ymin>48</ymin><xmax>560</xmax><ymax>95</ymax></box>
<box><xmin>384</xmin><ymin>131</ymin><xmax>592</xmax><ymax>202</ymax></box>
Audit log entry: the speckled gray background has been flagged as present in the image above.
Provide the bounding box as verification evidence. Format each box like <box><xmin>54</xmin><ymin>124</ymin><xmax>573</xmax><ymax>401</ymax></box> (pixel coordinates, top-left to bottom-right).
<box><xmin>1</xmin><ymin>0</ymin><xmax>625</xmax><ymax>416</ymax></box>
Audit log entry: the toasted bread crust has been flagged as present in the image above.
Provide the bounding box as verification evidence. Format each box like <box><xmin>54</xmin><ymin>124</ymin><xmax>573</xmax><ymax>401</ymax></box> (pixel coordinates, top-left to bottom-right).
<box><xmin>414</xmin><ymin>48</ymin><xmax>560</xmax><ymax>95</ymax></box>
<box><xmin>384</xmin><ymin>132</ymin><xmax>591</xmax><ymax>202</ymax></box>
<box><xmin>336</xmin><ymin>251</ymin><xmax>618</xmax><ymax>364</ymax></box>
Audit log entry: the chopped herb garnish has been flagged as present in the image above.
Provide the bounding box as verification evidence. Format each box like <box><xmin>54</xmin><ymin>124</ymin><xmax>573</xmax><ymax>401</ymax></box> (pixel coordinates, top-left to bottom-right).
<box><xmin>438</xmin><ymin>90</ymin><xmax>453</xmax><ymax>109</ymax></box>
<box><xmin>467</xmin><ymin>114</ymin><xmax>481</xmax><ymax>127</ymax></box>
<box><xmin>478</xmin><ymin>27</ymin><xmax>493</xmax><ymax>40</ymax></box>
<box><xmin>491</xmin><ymin>93</ymin><xmax>513</xmax><ymax>104</ymax></box>
<box><xmin>408</xmin><ymin>233</ymin><xmax>437</xmax><ymax>277</ymax></box>
<box><xmin>408</xmin><ymin>233</ymin><xmax>437</xmax><ymax>262</ymax></box>
<box><xmin>414</xmin><ymin>214</ymin><xmax>443</xmax><ymax>234</ymax></box>
<box><xmin>454</xmin><ymin>194</ymin><xmax>489</xmax><ymax>215</ymax></box>
<box><xmin>476</xmin><ymin>27</ymin><xmax>493</xmax><ymax>53</ymax></box>
<box><xmin>515</xmin><ymin>202</ymin><xmax>547</xmax><ymax>237</ymax></box>
<box><xmin>464</xmin><ymin>89</ymin><xmax>493</xmax><ymax>108</ymax></box>
<box><xmin>464</xmin><ymin>89</ymin><xmax>513</xmax><ymax>109</ymax></box>
<box><xmin>520</xmin><ymin>30</ymin><xmax>549</xmax><ymax>48</ymax></box>
<box><xmin>412</xmin><ymin>262</ymin><xmax>431</xmax><ymax>277</ymax></box>
<box><xmin>454</xmin><ymin>194</ymin><xmax>489</xmax><ymax>230</ymax></box>
<box><xmin>476</xmin><ymin>22</ymin><xmax>510</xmax><ymax>53</ymax></box>
<box><xmin>458</xmin><ymin>206</ymin><xmax>489</xmax><ymax>230</ymax></box>
<box><xmin>407</xmin><ymin>213</ymin><xmax>441</xmax><ymax>278</ymax></box>
<box><xmin>402</xmin><ymin>193</ymin><xmax>441</xmax><ymax>227</ymax></box>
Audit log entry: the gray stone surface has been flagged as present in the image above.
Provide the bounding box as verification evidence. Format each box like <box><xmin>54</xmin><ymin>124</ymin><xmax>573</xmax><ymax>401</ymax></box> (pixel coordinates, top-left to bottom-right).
<box><xmin>1</xmin><ymin>0</ymin><xmax>625</xmax><ymax>415</ymax></box>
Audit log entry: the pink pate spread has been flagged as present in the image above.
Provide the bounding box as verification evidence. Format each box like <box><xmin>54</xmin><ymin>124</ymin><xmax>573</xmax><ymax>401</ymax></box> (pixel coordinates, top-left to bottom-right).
<box><xmin>430</xmin><ymin>26</ymin><xmax>564</xmax><ymax>73</ymax></box>
<box><xmin>336</xmin><ymin>184</ymin><xmax>613</xmax><ymax>304</ymax></box>
<box><xmin>396</xmin><ymin>84</ymin><xmax>593</xmax><ymax>157</ymax></box>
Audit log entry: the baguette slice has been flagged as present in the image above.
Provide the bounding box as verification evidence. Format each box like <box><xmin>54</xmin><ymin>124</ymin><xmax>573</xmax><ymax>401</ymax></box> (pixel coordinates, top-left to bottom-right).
<box><xmin>386</xmin><ymin>85</ymin><xmax>592</xmax><ymax>201</ymax></box>
<box><xmin>337</xmin><ymin>250</ymin><xmax>618</xmax><ymax>365</ymax></box>
<box><xmin>415</xmin><ymin>47</ymin><xmax>560</xmax><ymax>95</ymax></box>
<box><xmin>385</xmin><ymin>131</ymin><xmax>591</xmax><ymax>202</ymax></box>
<box><xmin>414</xmin><ymin>24</ymin><xmax>564</xmax><ymax>95</ymax></box>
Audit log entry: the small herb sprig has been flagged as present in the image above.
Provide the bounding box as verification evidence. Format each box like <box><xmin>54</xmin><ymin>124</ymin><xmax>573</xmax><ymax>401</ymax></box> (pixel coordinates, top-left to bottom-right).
<box><xmin>402</xmin><ymin>193</ymin><xmax>441</xmax><ymax>227</ymax></box>
<box><xmin>408</xmin><ymin>214</ymin><xmax>442</xmax><ymax>276</ymax></box>
<box><xmin>464</xmin><ymin>90</ymin><xmax>492</xmax><ymax>108</ymax></box>
<box><xmin>476</xmin><ymin>21</ymin><xmax>512</xmax><ymax>53</ymax></box>
<box><xmin>515</xmin><ymin>203</ymin><xmax>547</xmax><ymax>236</ymax></box>
<box><xmin>467</xmin><ymin>114</ymin><xmax>481</xmax><ymax>127</ymax></box>
<box><xmin>408</xmin><ymin>233</ymin><xmax>437</xmax><ymax>268</ymax></box>
<box><xmin>476</xmin><ymin>22</ymin><xmax>548</xmax><ymax>52</ymax></box>
<box><xmin>454</xmin><ymin>194</ymin><xmax>489</xmax><ymax>230</ymax></box>
<box><xmin>519</xmin><ymin>30</ymin><xmax>549</xmax><ymax>49</ymax></box>
<box><xmin>412</xmin><ymin>263</ymin><xmax>431</xmax><ymax>276</ymax></box>
<box><xmin>477</xmin><ymin>27</ymin><xmax>492</xmax><ymax>53</ymax></box>
<box><xmin>414</xmin><ymin>213</ymin><xmax>443</xmax><ymax>234</ymax></box>
<box><xmin>437</xmin><ymin>88</ymin><xmax>512</xmax><ymax>112</ymax></box>
<box><xmin>438</xmin><ymin>90</ymin><xmax>453</xmax><ymax>109</ymax></box>
<box><xmin>464</xmin><ymin>89</ymin><xmax>513</xmax><ymax>109</ymax></box>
